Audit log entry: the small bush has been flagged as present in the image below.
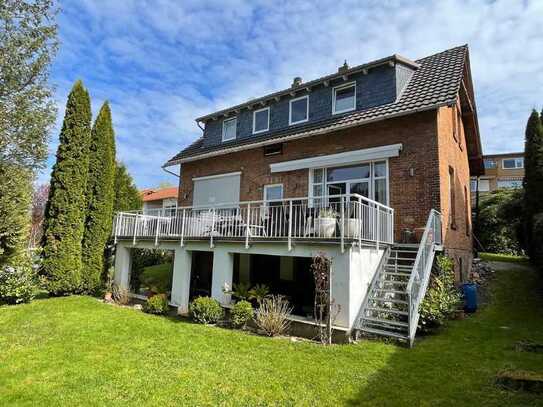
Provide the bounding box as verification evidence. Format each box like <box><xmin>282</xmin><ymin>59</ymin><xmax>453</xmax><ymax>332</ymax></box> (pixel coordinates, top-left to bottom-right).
<box><xmin>254</xmin><ymin>295</ymin><xmax>292</xmax><ymax>336</ymax></box>
<box><xmin>190</xmin><ymin>296</ymin><xmax>224</xmax><ymax>324</ymax></box>
<box><xmin>143</xmin><ymin>293</ymin><xmax>169</xmax><ymax>315</ymax></box>
<box><xmin>419</xmin><ymin>255</ymin><xmax>462</xmax><ymax>330</ymax></box>
<box><xmin>0</xmin><ymin>264</ymin><xmax>37</xmax><ymax>305</ymax></box>
<box><xmin>231</xmin><ymin>300</ymin><xmax>253</xmax><ymax>328</ymax></box>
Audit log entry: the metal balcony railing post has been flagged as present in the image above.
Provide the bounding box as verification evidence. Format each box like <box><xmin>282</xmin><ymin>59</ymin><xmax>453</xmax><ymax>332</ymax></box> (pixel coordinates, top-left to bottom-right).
<box><xmin>210</xmin><ymin>208</ymin><xmax>216</xmax><ymax>248</ymax></box>
<box><xmin>358</xmin><ymin>197</ymin><xmax>362</xmax><ymax>249</ymax></box>
<box><xmin>133</xmin><ymin>214</ymin><xmax>138</xmax><ymax>245</ymax></box>
<box><xmin>340</xmin><ymin>195</ymin><xmax>345</xmax><ymax>253</ymax></box>
<box><xmin>245</xmin><ymin>203</ymin><xmax>250</xmax><ymax>249</ymax></box>
<box><xmin>288</xmin><ymin>200</ymin><xmax>293</xmax><ymax>251</ymax></box>
<box><xmin>155</xmin><ymin>217</ymin><xmax>160</xmax><ymax>246</ymax></box>
<box><xmin>376</xmin><ymin>206</ymin><xmax>380</xmax><ymax>251</ymax></box>
<box><xmin>180</xmin><ymin>209</ymin><xmax>185</xmax><ymax>247</ymax></box>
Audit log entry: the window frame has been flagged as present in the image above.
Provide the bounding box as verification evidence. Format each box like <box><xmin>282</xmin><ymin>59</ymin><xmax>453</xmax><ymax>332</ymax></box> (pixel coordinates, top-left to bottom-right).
<box><xmin>252</xmin><ymin>106</ymin><xmax>270</xmax><ymax>134</ymax></box>
<box><xmin>263</xmin><ymin>183</ymin><xmax>284</xmax><ymax>204</ymax></box>
<box><xmin>502</xmin><ymin>157</ymin><xmax>524</xmax><ymax>169</ymax></box>
<box><xmin>288</xmin><ymin>95</ymin><xmax>309</xmax><ymax>125</ymax></box>
<box><xmin>332</xmin><ymin>81</ymin><xmax>356</xmax><ymax>115</ymax></box>
<box><xmin>222</xmin><ymin>117</ymin><xmax>237</xmax><ymax>142</ymax></box>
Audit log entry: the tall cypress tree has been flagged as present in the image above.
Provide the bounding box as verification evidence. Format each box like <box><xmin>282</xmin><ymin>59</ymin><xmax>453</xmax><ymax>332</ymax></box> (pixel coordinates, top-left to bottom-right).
<box><xmin>41</xmin><ymin>80</ymin><xmax>91</xmax><ymax>295</ymax></box>
<box><xmin>522</xmin><ymin>110</ymin><xmax>543</xmax><ymax>257</ymax></box>
<box><xmin>81</xmin><ymin>102</ymin><xmax>116</xmax><ymax>292</ymax></box>
<box><xmin>113</xmin><ymin>162</ymin><xmax>143</xmax><ymax>212</ymax></box>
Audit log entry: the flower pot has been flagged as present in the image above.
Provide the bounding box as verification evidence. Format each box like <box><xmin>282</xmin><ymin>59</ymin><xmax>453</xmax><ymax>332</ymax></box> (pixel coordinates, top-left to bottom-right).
<box><xmin>316</xmin><ymin>217</ymin><xmax>336</xmax><ymax>238</ymax></box>
<box><xmin>342</xmin><ymin>218</ymin><xmax>361</xmax><ymax>238</ymax></box>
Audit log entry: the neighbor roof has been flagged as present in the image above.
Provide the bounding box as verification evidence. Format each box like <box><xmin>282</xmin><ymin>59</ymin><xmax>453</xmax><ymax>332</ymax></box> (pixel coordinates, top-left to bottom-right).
<box><xmin>141</xmin><ymin>187</ymin><xmax>179</xmax><ymax>202</ymax></box>
<box><xmin>166</xmin><ymin>45</ymin><xmax>469</xmax><ymax>167</ymax></box>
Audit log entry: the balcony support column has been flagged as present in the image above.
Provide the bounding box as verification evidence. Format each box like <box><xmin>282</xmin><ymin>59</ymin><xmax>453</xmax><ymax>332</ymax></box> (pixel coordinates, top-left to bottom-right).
<box><xmin>114</xmin><ymin>242</ymin><xmax>131</xmax><ymax>291</ymax></box>
<box><xmin>171</xmin><ymin>246</ymin><xmax>192</xmax><ymax>314</ymax></box>
<box><xmin>211</xmin><ymin>248</ymin><xmax>233</xmax><ymax>306</ymax></box>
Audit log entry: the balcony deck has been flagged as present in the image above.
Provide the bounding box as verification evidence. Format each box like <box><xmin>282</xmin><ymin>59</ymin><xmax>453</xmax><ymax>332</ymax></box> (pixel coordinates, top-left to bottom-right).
<box><xmin>113</xmin><ymin>193</ymin><xmax>394</xmax><ymax>251</ymax></box>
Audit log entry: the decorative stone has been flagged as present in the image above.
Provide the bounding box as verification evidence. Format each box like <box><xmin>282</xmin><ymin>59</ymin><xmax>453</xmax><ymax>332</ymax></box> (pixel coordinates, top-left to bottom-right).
<box><xmin>496</xmin><ymin>370</ymin><xmax>543</xmax><ymax>393</ymax></box>
<box><xmin>133</xmin><ymin>304</ymin><xmax>143</xmax><ymax>311</ymax></box>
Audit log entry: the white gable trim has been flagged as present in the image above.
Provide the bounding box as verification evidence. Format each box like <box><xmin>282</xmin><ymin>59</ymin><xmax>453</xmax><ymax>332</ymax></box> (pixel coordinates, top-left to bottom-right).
<box><xmin>270</xmin><ymin>143</ymin><xmax>402</xmax><ymax>173</ymax></box>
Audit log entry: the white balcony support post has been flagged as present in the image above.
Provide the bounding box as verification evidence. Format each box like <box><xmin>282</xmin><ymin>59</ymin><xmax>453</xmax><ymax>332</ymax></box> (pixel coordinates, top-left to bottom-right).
<box><xmin>180</xmin><ymin>209</ymin><xmax>186</xmax><ymax>247</ymax></box>
<box><xmin>155</xmin><ymin>217</ymin><xmax>160</xmax><ymax>246</ymax></box>
<box><xmin>133</xmin><ymin>214</ymin><xmax>138</xmax><ymax>245</ymax></box>
<box><xmin>210</xmin><ymin>208</ymin><xmax>216</xmax><ymax>248</ymax></box>
<box><xmin>114</xmin><ymin>214</ymin><xmax>120</xmax><ymax>244</ymax></box>
<box><xmin>245</xmin><ymin>203</ymin><xmax>250</xmax><ymax>249</ymax></box>
<box><xmin>340</xmin><ymin>195</ymin><xmax>345</xmax><ymax>253</ymax></box>
<box><xmin>288</xmin><ymin>200</ymin><xmax>293</xmax><ymax>251</ymax></box>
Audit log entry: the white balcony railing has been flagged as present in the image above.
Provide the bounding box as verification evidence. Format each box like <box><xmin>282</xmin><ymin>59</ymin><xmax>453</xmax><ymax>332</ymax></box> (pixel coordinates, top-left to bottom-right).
<box><xmin>113</xmin><ymin>194</ymin><xmax>394</xmax><ymax>251</ymax></box>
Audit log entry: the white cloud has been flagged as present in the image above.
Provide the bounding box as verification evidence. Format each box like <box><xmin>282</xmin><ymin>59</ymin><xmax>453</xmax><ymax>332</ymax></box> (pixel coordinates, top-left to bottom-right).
<box><xmin>41</xmin><ymin>0</ymin><xmax>543</xmax><ymax>188</ymax></box>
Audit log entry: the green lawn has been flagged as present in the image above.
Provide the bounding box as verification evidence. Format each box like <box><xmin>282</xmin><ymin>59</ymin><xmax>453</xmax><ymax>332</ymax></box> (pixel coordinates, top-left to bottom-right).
<box><xmin>479</xmin><ymin>252</ymin><xmax>530</xmax><ymax>264</ymax></box>
<box><xmin>1</xmin><ymin>263</ymin><xmax>543</xmax><ymax>406</ymax></box>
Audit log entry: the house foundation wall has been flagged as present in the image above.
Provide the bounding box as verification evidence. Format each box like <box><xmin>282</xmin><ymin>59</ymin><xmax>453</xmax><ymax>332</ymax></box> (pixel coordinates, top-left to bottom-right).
<box><xmin>114</xmin><ymin>240</ymin><xmax>385</xmax><ymax>330</ymax></box>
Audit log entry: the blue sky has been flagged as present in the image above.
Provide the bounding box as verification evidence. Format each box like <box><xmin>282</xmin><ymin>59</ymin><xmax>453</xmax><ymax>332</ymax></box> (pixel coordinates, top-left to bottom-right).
<box><xmin>42</xmin><ymin>0</ymin><xmax>543</xmax><ymax>188</ymax></box>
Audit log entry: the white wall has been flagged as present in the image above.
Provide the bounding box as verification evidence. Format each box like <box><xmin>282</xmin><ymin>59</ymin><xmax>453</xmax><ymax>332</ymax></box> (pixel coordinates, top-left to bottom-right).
<box><xmin>114</xmin><ymin>239</ymin><xmax>384</xmax><ymax>330</ymax></box>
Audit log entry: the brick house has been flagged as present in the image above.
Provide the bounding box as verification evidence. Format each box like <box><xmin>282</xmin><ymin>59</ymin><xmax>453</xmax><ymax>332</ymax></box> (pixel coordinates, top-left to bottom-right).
<box><xmin>113</xmin><ymin>45</ymin><xmax>483</xmax><ymax>345</ymax></box>
<box><xmin>470</xmin><ymin>152</ymin><xmax>524</xmax><ymax>201</ymax></box>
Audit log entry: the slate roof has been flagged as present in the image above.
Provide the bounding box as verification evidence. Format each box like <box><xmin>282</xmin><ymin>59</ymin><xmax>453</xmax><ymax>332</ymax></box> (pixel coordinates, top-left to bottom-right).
<box><xmin>165</xmin><ymin>45</ymin><xmax>468</xmax><ymax>166</ymax></box>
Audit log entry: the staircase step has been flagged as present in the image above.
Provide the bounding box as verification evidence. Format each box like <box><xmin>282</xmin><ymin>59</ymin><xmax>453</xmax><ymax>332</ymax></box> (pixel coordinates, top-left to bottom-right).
<box><xmin>362</xmin><ymin>317</ymin><xmax>408</xmax><ymax>328</ymax></box>
<box><xmin>365</xmin><ymin>307</ymin><xmax>408</xmax><ymax>316</ymax></box>
<box><xmin>373</xmin><ymin>289</ymin><xmax>407</xmax><ymax>295</ymax></box>
<box><xmin>385</xmin><ymin>264</ymin><xmax>413</xmax><ymax>270</ymax></box>
<box><xmin>387</xmin><ymin>257</ymin><xmax>417</xmax><ymax>262</ymax></box>
<box><xmin>382</xmin><ymin>272</ymin><xmax>411</xmax><ymax>277</ymax></box>
<box><xmin>369</xmin><ymin>297</ymin><xmax>408</xmax><ymax>305</ymax></box>
<box><xmin>358</xmin><ymin>326</ymin><xmax>409</xmax><ymax>341</ymax></box>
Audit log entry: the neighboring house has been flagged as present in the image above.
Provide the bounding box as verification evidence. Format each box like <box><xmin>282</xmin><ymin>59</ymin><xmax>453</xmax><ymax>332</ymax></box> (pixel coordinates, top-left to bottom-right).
<box><xmin>470</xmin><ymin>152</ymin><xmax>524</xmax><ymax>201</ymax></box>
<box><xmin>113</xmin><ymin>45</ymin><xmax>483</xmax><ymax>345</ymax></box>
<box><xmin>141</xmin><ymin>187</ymin><xmax>179</xmax><ymax>216</ymax></box>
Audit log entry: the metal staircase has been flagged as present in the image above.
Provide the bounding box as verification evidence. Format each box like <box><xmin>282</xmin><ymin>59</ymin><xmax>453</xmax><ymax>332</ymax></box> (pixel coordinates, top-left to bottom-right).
<box><xmin>358</xmin><ymin>210</ymin><xmax>443</xmax><ymax>346</ymax></box>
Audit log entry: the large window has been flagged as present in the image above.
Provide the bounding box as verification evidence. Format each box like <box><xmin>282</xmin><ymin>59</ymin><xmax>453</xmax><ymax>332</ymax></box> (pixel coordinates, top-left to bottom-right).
<box><xmin>502</xmin><ymin>157</ymin><xmax>523</xmax><ymax>169</ymax></box>
<box><xmin>332</xmin><ymin>82</ymin><xmax>356</xmax><ymax>114</ymax></box>
<box><xmin>222</xmin><ymin>117</ymin><xmax>237</xmax><ymax>141</ymax></box>
<box><xmin>289</xmin><ymin>95</ymin><xmax>308</xmax><ymax>125</ymax></box>
<box><xmin>253</xmin><ymin>107</ymin><xmax>270</xmax><ymax>134</ymax></box>
<box><xmin>470</xmin><ymin>178</ymin><xmax>490</xmax><ymax>192</ymax></box>
<box><xmin>310</xmin><ymin>160</ymin><xmax>388</xmax><ymax>205</ymax></box>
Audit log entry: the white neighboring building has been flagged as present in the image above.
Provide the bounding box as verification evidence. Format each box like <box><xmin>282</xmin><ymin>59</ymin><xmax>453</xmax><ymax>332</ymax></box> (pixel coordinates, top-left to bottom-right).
<box><xmin>141</xmin><ymin>187</ymin><xmax>178</xmax><ymax>216</ymax></box>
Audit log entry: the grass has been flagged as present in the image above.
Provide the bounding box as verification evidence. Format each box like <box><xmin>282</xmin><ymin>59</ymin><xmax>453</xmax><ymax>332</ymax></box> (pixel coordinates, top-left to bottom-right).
<box><xmin>140</xmin><ymin>262</ymin><xmax>172</xmax><ymax>293</ymax></box>
<box><xmin>479</xmin><ymin>252</ymin><xmax>530</xmax><ymax>264</ymax></box>
<box><xmin>1</xmin><ymin>263</ymin><xmax>543</xmax><ymax>406</ymax></box>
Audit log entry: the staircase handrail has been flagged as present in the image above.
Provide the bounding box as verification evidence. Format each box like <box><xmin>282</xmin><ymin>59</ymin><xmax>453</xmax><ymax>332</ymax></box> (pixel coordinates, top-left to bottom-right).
<box><xmin>406</xmin><ymin>209</ymin><xmax>442</xmax><ymax>346</ymax></box>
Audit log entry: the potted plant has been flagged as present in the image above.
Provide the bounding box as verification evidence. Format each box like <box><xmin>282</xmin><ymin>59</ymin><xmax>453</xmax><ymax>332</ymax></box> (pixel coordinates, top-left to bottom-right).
<box><xmin>339</xmin><ymin>205</ymin><xmax>361</xmax><ymax>238</ymax></box>
<box><xmin>316</xmin><ymin>208</ymin><xmax>337</xmax><ymax>238</ymax></box>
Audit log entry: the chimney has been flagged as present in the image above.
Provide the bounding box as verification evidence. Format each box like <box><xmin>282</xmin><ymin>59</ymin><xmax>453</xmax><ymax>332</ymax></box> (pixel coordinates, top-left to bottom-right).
<box><xmin>291</xmin><ymin>76</ymin><xmax>302</xmax><ymax>88</ymax></box>
<box><xmin>338</xmin><ymin>60</ymin><xmax>349</xmax><ymax>74</ymax></box>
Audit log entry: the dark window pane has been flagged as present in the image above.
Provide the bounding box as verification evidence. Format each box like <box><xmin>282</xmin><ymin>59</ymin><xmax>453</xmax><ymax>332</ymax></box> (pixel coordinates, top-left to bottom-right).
<box><xmin>373</xmin><ymin>161</ymin><xmax>386</xmax><ymax>178</ymax></box>
<box><xmin>374</xmin><ymin>179</ymin><xmax>387</xmax><ymax>204</ymax></box>
<box><xmin>290</xmin><ymin>98</ymin><xmax>308</xmax><ymax>123</ymax></box>
<box><xmin>327</xmin><ymin>164</ymin><xmax>370</xmax><ymax>182</ymax></box>
<box><xmin>349</xmin><ymin>182</ymin><xmax>369</xmax><ymax>198</ymax></box>
<box><xmin>254</xmin><ymin>109</ymin><xmax>269</xmax><ymax>132</ymax></box>
<box><xmin>334</xmin><ymin>85</ymin><xmax>355</xmax><ymax>112</ymax></box>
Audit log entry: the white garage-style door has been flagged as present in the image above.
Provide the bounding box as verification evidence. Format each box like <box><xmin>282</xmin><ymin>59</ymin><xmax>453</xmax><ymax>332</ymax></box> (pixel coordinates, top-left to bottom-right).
<box><xmin>192</xmin><ymin>172</ymin><xmax>241</xmax><ymax>207</ymax></box>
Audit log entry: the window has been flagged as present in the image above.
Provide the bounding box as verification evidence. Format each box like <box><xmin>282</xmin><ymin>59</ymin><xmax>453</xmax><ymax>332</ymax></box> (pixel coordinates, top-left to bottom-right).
<box><xmin>289</xmin><ymin>95</ymin><xmax>308</xmax><ymax>125</ymax></box>
<box><xmin>163</xmin><ymin>198</ymin><xmax>177</xmax><ymax>217</ymax></box>
<box><xmin>449</xmin><ymin>167</ymin><xmax>456</xmax><ymax>229</ymax></box>
<box><xmin>332</xmin><ymin>82</ymin><xmax>356</xmax><ymax>114</ymax></box>
<box><xmin>497</xmin><ymin>179</ymin><xmax>523</xmax><ymax>189</ymax></box>
<box><xmin>470</xmin><ymin>178</ymin><xmax>490</xmax><ymax>192</ymax></box>
<box><xmin>264</xmin><ymin>184</ymin><xmax>283</xmax><ymax>202</ymax></box>
<box><xmin>502</xmin><ymin>157</ymin><xmax>524</xmax><ymax>169</ymax></box>
<box><xmin>464</xmin><ymin>186</ymin><xmax>470</xmax><ymax>236</ymax></box>
<box><xmin>222</xmin><ymin>117</ymin><xmax>237</xmax><ymax>141</ymax></box>
<box><xmin>310</xmin><ymin>160</ymin><xmax>388</xmax><ymax>206</ymax></box>
<box><xmin>483</xmin><ymin>159</ymin><xmax>497</xmax><ymax>169</ymax></box>
<box><xmin>253</xmin><ymin>107</ymin><xmax>270</xmax><ymax>134</ymax></box>
<box><xmin>263</xmin><ymin>143</ymin><xmax>283</xmax><ymax>156</ymax></box>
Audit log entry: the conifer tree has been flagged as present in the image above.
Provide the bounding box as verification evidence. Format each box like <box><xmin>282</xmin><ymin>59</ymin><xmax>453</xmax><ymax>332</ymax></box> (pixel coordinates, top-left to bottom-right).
<box><xmin>522</xmin><ymin>110</ymin><xmax>543</xmax><ymax>258</ymax></box>
<box><xmin>114</xmin><ymin>163</ymin><xmax>142</xmax><ymax>212</ymax></box>
<box><xmin>81</xmin><ymin>102</ymin><xmax>116</xmax><ymax>292</ymax></box>
<box><xmin>41</xmin><ymin>80</ymin><xmax>91</xmax><ymax>295</ymax></box>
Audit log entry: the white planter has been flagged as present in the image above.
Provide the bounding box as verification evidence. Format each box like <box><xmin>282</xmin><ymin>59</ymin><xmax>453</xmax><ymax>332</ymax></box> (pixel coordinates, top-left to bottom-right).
<box><xmin>345</xmin><ymin>218</ymin><xmax>361</xmax><ymax>238</ymax></box>
<box><xmin>316</xmin><ymin>217</ymin><xmax>336</xmax><ymax>238</ymax></box>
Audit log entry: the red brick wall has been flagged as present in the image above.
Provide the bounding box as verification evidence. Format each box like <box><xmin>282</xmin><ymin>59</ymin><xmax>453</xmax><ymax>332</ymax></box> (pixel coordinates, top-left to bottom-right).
<box><xmin>436</xmin><ymin>103</ymin><xmax>473</xmax><ymax>280</ymax></box>
<box><xmin>179</xmin><ymin>110</ymin><xmax>443</xmax><ymax>240</ymax></box>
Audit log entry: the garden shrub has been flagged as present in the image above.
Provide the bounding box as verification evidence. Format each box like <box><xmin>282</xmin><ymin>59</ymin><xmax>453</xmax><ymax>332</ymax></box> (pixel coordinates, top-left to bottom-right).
<box><xmin>531</xmin><ymin>213</ymin><xmax>543</xmax><ymax>271</ymax></box>
<box><xmin>190</xmin><ymin>296</ymin><xmax>223</xmax><ymax>324</ymax></box>
<box><xmin>476</xmin><ymin>189</ymin><xmax>523</xmax><ymax>255</ymax></box>
<box><xmin>143</xmin><ymin>294</ymin><xmax>169</xmax><ymax>315</ymax></box>
<box><xmin>0</xmin><ymin>264</ymin><xmax>37</xmax><ymax>305</ymax></box>
<box><xmin>419</xmin><ymin>255</ymin><xmax>461</xmax><ymax>331</ymax></box>
<box><xmin>231</xmin><ymin>300</ymin><xmax>253</xmax><ymax>328</ymax></box>
<box><xmin>254</xmin><ymin>295</ymin><xmax>292</xmax><ymax>336</ymax></box>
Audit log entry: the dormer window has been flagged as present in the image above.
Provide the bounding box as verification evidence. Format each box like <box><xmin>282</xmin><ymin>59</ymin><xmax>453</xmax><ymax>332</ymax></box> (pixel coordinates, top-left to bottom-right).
<box><xmin>332</xmin><ymin>82</ymin><xmax>356</xmax><ymax>114</ymax></box>
<box><xmin>253</xmin><ymin>107</ymin><xmax>270</xmax><ymax>134</ymax></box>
<box><xmin>289</xmin><ymin>95</ymin><xmax>309</xmax><ymax>125</ymax></box>
<box><xmin>222</xmin><ymin>117</ymin><xmax>237</xmax><ymax>142</ymax></box>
